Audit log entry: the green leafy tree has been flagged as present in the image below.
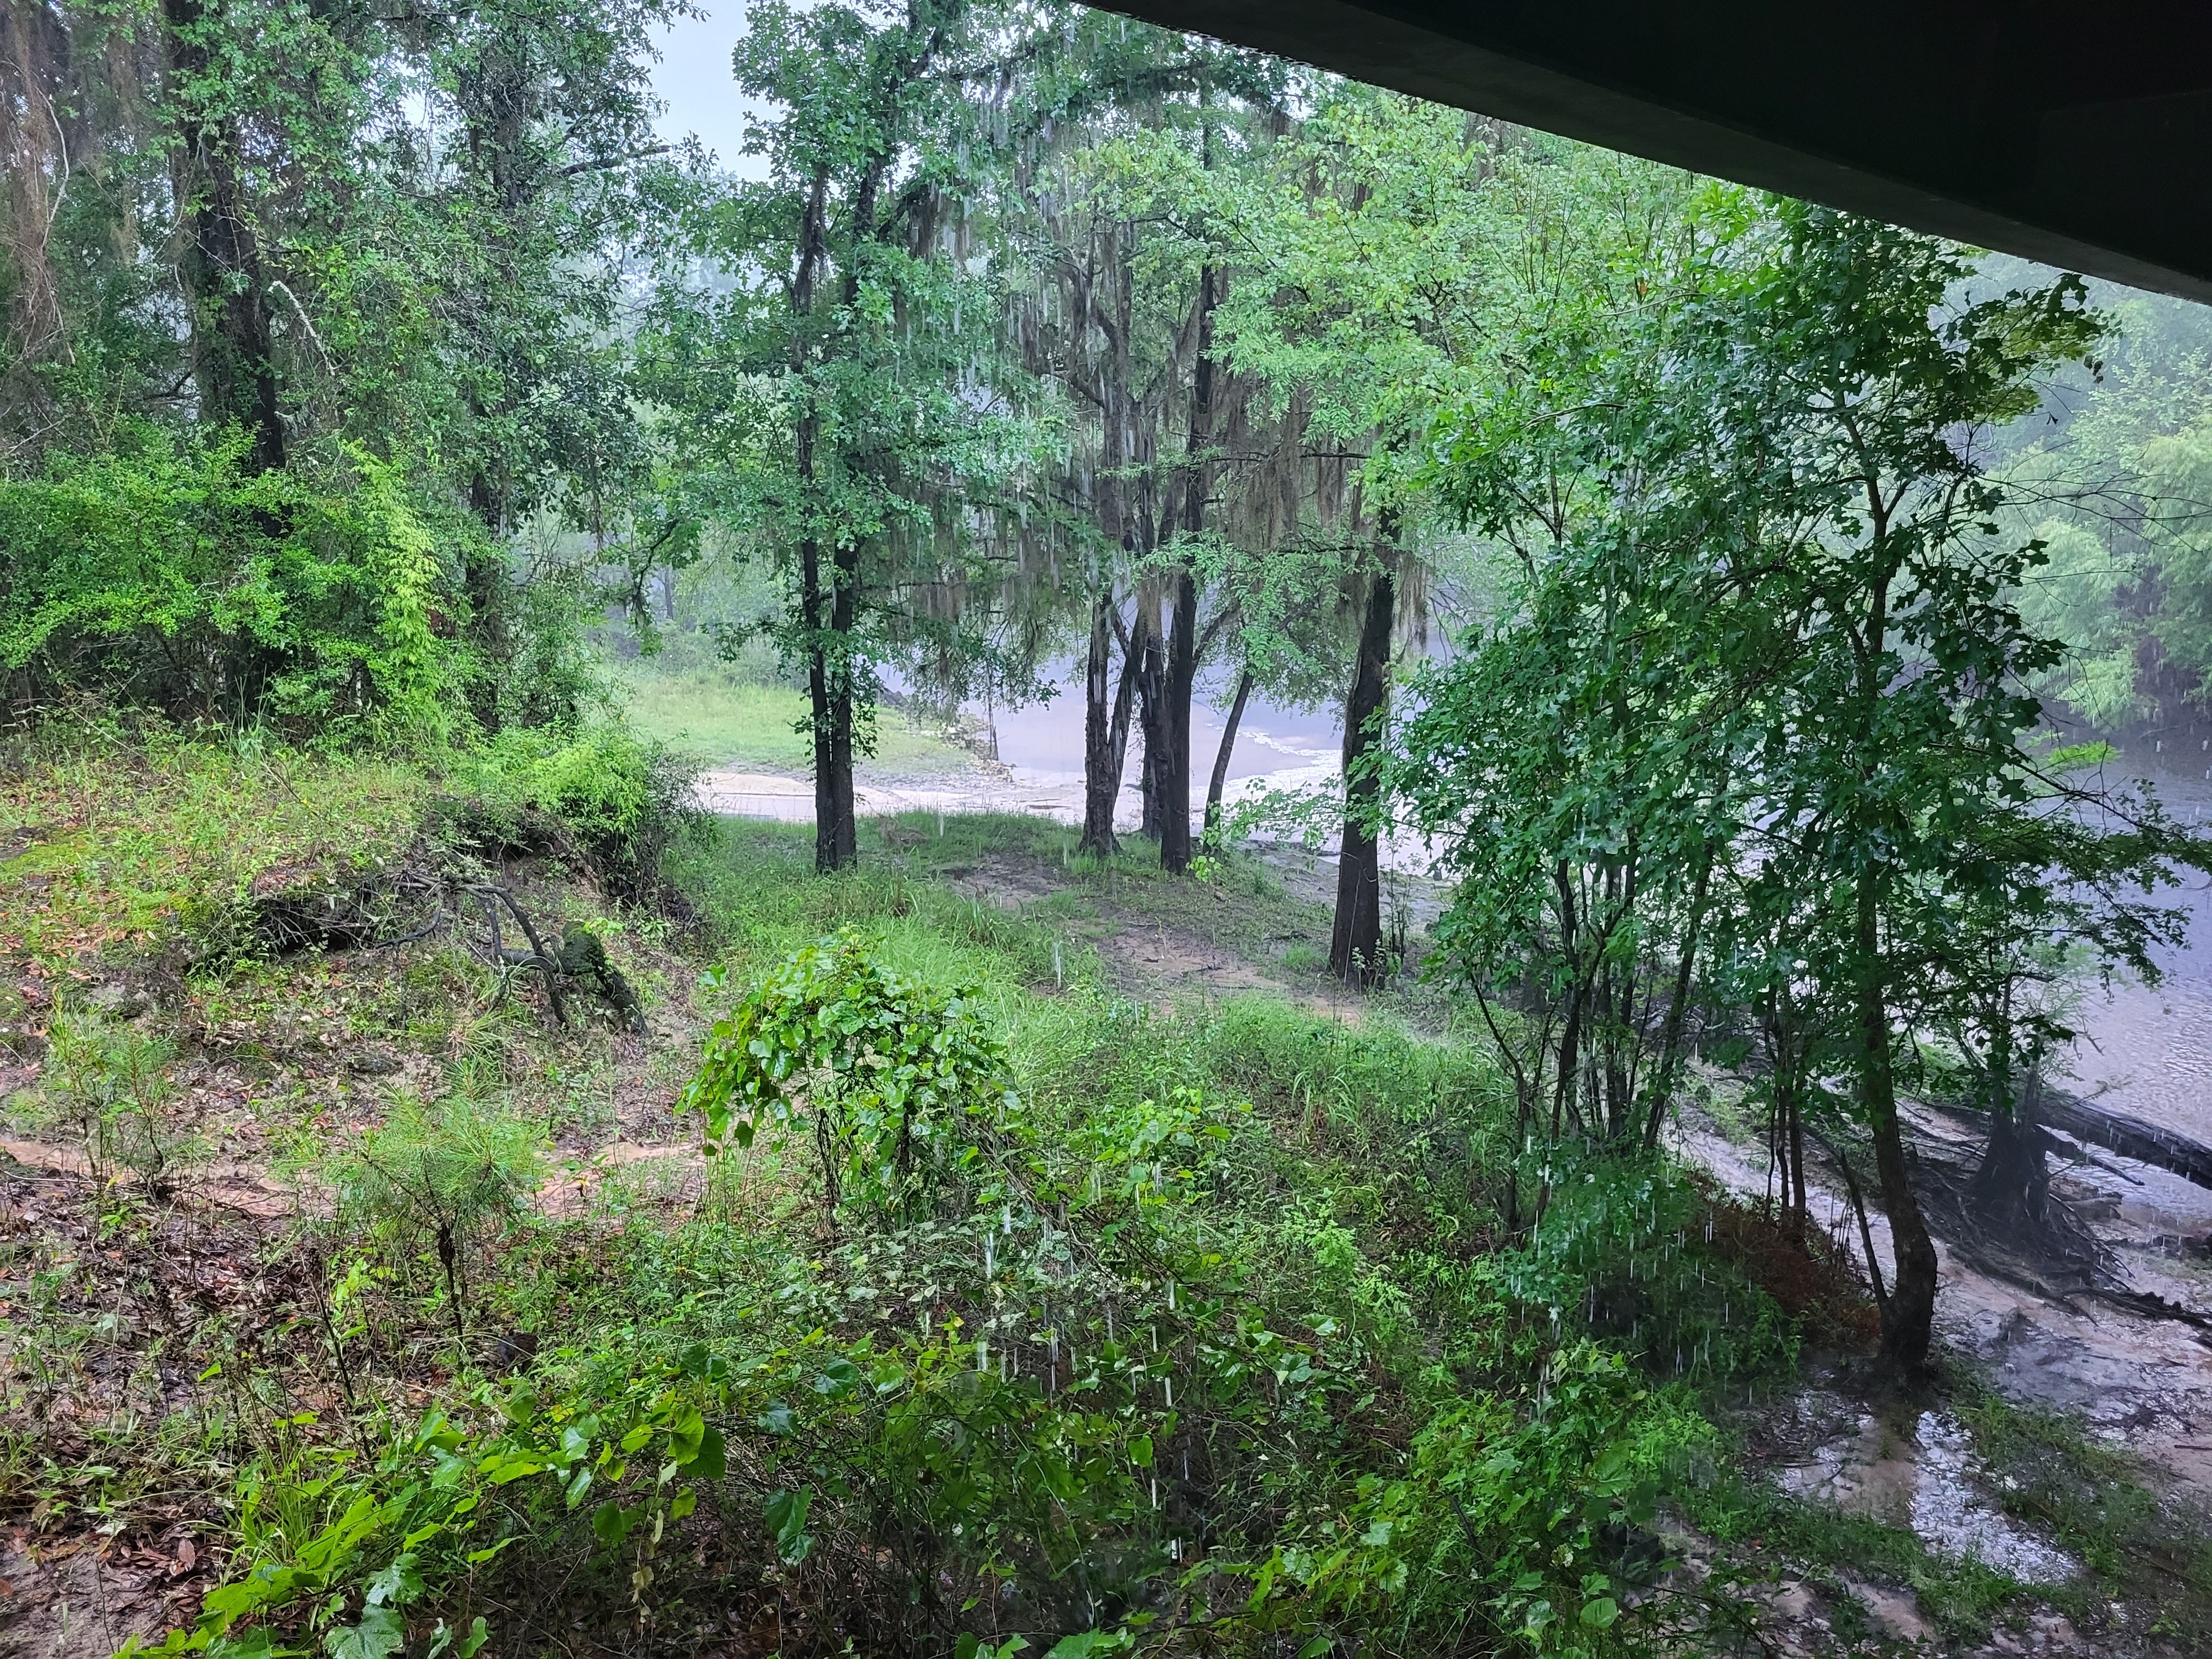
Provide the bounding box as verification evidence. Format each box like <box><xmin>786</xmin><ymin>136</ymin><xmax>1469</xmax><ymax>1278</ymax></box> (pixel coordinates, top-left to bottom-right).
<box><xmin>645</xmin><ymin>0</ymin><xmax>1061</xmax><ymax>872</ymax></box>
<box><xmin>1222</xmin><ymin>101</ymin><xmax>1695</xmax><ymax>985</ymax></box>
<box><xmin>0</xmin><ymin>0</ymin><xmax>691</xmax><ymax>735</ymax></box>
<box><xmin>1705</xmin><ymin>208</ymin><xmax>2121</xmax><ymax>1370</ymax></box>
<box><xmin>1409</xmin><ymin>195</ymin><xmax>2198</xmax><ymax>1372</ymax></box>
<box><xmin>1002</xmin><ymin>23</ymin><xmax>1291</xmax><ymax>860</ymax></box>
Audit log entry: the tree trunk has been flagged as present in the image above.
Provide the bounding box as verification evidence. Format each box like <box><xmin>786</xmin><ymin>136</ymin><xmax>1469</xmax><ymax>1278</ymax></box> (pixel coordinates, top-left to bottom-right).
<box><xmin>802</xmin><ymin>530</ymin><xmax>837</xmax><ymax>873</ymax></box>
<box><xmin>1859</xmin><ymin>875</ymin><xmax>1938</xmax><ymax>1374</ymax></box>
<box><xmin>1550</xmin><ymin>862</ymin><xmax>1580</xmax><ymax>1142</ymax></box>
<box><xmin>1329</xmin><ymin>550</ymin><xmax>1395</xmax><ymax>987</ymax></box>
<box><xmin>1081</xmin><ymin>588</ymin><xmax>1138</xmax><ymax>858</ymax></box>
<box><xmin>2036</xmin><ymin>1091</ymin><xmax>2212</xmax><ymax>1190</ymax></box>
<box><xmin>1642</xmin><ymin>846</ymin><xmax>1712</xmax><ymax>1147</ymax></box>
<box><xmin>168</xmin><ymin>0</ymin><xmax>285</xmax><ymax>475</ymax></box>
<box><xmin>1850</xmin><ymin>549</ymin><xmax>1936</xmax><ymax>1373</ymax></box>
<box><xmin>1160</xmin><ymin>265</ymin><xmax>1216</xmax><ymax>876</ymax></box>
<box><xmin>1971</xmin><ymin>1065</ymin><xmax>2055</xmax><ymax>1239</ymax></box>
<box><xmin>787</xmin><ymin>168</ymin><xmax>853</xmax><ymax>874</ymax></box>
<box><xmin>1787</xmin><ymin>1067</ymin><xmax>1809</xmax><ymax>1234</ymax></box>
<box><xmin>1160</xmin><ymin>566</ymin><xmax>1197</xmax><ymax>872</ymax></box>
<box><xmin>817</xmin><ymin>536</ymin><xmax>860</xmax><ymax>872</ymax></box>
<box><xmin>1203</xmin><ymin>666</ymin><xmax>1254</xmax><ymax>849</ymax></box>
<box><xmin>1834</xmin><ymin>1141</ymin><xmax>1891</xmax><ymax>1318</ymax></box>
<box><xmin>1770</xmin><ymin>1083</ymin><xmax>1791</xmax><ymax>1220</ymax></box>
<box><xmin>797</xmin><ymin>411</ymin><xmax>855</xmax><ymax>873</ymax></box>
<box><xmin>1137</xmin><ymin>603</ymin><xmax>1165</xmax><ymax>842</ymax></box>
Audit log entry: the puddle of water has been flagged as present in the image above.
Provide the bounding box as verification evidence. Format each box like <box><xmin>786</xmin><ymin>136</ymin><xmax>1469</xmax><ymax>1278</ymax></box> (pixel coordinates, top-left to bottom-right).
<box><xmin>1910</xmin><ymin>1411</ymin><xmax>2078</xmax><ymax>1583</ymax></box>
<box><xmin>1775</xmin><ymin>1395</ymin><xmax>2077</xmax><ymax>1583</ymax></box>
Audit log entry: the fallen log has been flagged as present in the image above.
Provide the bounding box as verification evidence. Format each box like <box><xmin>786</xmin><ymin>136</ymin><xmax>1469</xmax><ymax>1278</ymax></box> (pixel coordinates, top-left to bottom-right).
<box><xmin>2039</xmin><ymin>1092</ymin><xmax>2212</xmax><ymax>1192</ymax></box>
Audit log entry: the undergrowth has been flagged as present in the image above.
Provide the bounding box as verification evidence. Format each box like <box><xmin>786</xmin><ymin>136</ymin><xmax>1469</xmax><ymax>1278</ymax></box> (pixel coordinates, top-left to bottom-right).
<box><xmin>0</xmin><ymin>785</ymin><xmax>2183</xmax><ymax>1656</ymax></box>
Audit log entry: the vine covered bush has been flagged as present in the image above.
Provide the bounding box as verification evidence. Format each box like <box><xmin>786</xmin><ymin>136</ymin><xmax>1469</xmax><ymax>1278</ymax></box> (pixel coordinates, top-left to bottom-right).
<box><xmin>0</xmin><ymin>430</ymin><xmax>467</xmax><ymax>739</ymax></box>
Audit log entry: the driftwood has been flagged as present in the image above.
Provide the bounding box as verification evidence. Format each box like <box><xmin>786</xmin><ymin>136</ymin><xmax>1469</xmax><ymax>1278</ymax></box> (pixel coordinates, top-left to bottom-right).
<box><xmin>356</xmin><ymin>881</ymin><xmax>645</xmax><ymax>1033</ymax></box>
<box><xmin>2037</xmin><ymin>1092</ymin><xmax>2212</xmax><ymax>1192</ymax></box>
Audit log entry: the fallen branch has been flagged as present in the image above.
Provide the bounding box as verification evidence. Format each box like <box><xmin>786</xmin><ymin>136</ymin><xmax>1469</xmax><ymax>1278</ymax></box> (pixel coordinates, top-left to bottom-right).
<box><xmin>2037</xmin><ymin>1092</ymin><xmax>2212</xmax><ymax>1192</ymax></box>
<box><xmin>466</xmin><ymin>884</ymin><xmax>568</xmax><ymax>1026</ymax></box>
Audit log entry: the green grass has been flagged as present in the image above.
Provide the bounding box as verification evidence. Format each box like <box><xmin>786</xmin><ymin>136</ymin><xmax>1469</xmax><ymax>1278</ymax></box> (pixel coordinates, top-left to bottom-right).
<box><xmin>1955</xmin><ymin>1383</ymin><xmax>2212</xmax><ymax>1639</ymax></box>
<box><xmin>0</xmin><ymin>728</ymin><xmax>428</xmax><ymax>971</ymax></box>
<box><xmin>853</xmin><ymin>808</ymin><xmax>1459</xmax><ymax>1018</ymax></box>
<box><xmin>608</xmin><ymin>659</ymin><xmax>977</xmax><ymax>775</ymax></box>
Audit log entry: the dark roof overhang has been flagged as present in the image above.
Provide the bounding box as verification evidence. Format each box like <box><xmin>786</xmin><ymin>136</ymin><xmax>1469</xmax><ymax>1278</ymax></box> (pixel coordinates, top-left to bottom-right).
<box><xmin>1106</xmin><ymin>1</ymin><xmax>2212</xmax><ymax>301</ymax></box>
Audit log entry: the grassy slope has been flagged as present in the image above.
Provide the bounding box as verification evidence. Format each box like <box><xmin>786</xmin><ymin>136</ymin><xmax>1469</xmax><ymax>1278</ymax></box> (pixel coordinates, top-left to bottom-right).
<box><xmin>609</xmin><ymin>659</ymin><xmax>979</xmax><ymax>775</ymax></box>
<box><xmin>0</xmin><ymin>734</ymin><xmax>427</xmax><ymax>973</ymax></box>
<box><xmin>0</xmin><ymin>744</ymin><xmax>2203</xmax><ymax>1657</ymax></box>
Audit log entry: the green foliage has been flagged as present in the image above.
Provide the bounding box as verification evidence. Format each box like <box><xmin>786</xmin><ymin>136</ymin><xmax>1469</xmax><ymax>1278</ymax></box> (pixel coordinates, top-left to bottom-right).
<box><xmin>118</xmin><ymin>1359</ymin><xmax>730</xmax><ymax>1656</ymax></box>
<box><xmin>336</xmin><ymin>1093</ymin><xmax>543</xmax><ymax>1252</ymax></box>
<box><xmin>5</xmin><ymin>0</ymin><xmax>698</xmax><ymax>742</ymax></box>
<box><xmin>1292</xmin><ymin>1344</ymin><xmax>1657</xmax><ymax>1655</ymax></box>
<box><xmin>1402</xmin><ymin>193</ymin><xmax>2199</xmax><ymax>1366</ymax></box>
<box><xmin>682</xmin><ymin>930</ymin><xmax>1022</xmax><ymax>1222</ymax></box>
<box><xmin>1504</xmin><ymin>1148</ymin><xmax>1798</xmax><ymax>1385</ymax></box>
<box><xmin>1975</xmin><ymin>267</ymin><xmax>2212</xmax><ymax>719</ymax></box>
<box><xmin>17</xmin><ymin>0</ymin><xmax>2194</xmax><ymax>1640</ymax></box>
<box><xmin>331</xmin><ymin>1093</ymin><xmax>545</xmax><ymax>1349</ymax></box>
<box><xmin>441</xmin><ymin>719</ymin><xmax>701</xmax><ymax>895</ymax></box>
<box><xmin>0</xmin><ymin>432</ymin><xmax>458</xmax><ymax>738</ymax></box>
<box><xmin>101</xmin><ymin>806</ymin><xmax>1993</xmax><ymax>1659</ymax></box>
<box><xmin>0</xmin><ymin>725</ymin><xmax>429</xmax><ymax>969</ymax></box>
<box><xmin>1953</xmin><ymin>1387</ymin><xmax>2212</xmax><ymax>1629</ymax></box>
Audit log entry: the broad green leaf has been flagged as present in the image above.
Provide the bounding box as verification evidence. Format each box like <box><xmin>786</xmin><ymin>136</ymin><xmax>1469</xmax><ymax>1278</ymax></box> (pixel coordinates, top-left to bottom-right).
<box><xmin>324</xmin><ymin>1605</ymin><xmax>405</xmax><ymax>1659</ymax></box>
<box><xmin>765</xmin><ymin>1486</ymin><xmax>813</xmax><ymax>1564</ymax></box>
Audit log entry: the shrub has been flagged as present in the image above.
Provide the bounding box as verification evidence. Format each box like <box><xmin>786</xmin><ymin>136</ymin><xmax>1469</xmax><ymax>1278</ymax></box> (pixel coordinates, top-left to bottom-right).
<box><xmin>1286</xmin><ymin>1343</ymin><xmax>1666</xmax><ymax>1656</ymax></box>
<box><xmin>36</xmin><ymin>1001</ymin><xmax>186</xmax><ymax>1194</ymax></box>
<box><xmin>0</xmin><ymin>429</ymin><xmax>461</xmax><ymax>740</ymax></box>
<box><xmin>682</xmin><ymin>930</ymin><xmax>1021</xmax><ymax>1224</ymax></box>
<box><xmin>330</xmin><ymin>1092</ymin><xmax>546</xmax><ymax>1359</ymax></box>
<box><xmin>1501</xmin><ymin>1145</ymin><xmax>1800</xmax><ymax>1385</ymax></box>
<box><xmin>442</xmin><ymin>720</ymin><xmax>700</xmax><ymax>897</ymax></box>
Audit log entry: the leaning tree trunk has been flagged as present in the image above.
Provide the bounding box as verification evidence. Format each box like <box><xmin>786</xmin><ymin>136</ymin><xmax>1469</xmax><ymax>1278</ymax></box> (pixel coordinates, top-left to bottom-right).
<box><xmin>1080</xmin><ymin>588</ymin><xmax>1139</xmax><ymax>858</ymax></box>
<box><xmin>1787</xmin><ymin>1061</ymin><xmax>1809</xmax><ymax>1235</ymax></box>
<box><xmin>1203</xmin><ymin>666</ymin><xmax>1254</xmax><ymax>849</ymax></box>
<box><xmin>1858</xmin><ymin>878</ymin><xmax>1939</xmax><ymax>1374</ymax></box>
<box><xmin>1329</xmin><ymin>550</ymin><xmax>1396</xmax><ymax>987</ymax></box>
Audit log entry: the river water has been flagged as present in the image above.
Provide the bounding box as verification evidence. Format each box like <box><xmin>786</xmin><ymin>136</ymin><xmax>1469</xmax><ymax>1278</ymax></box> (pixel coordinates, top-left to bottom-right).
<box><xmin>2057</xmin><ymin>729</ymin><xmax>2212</xmax><ymax>1146</ymax></box>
